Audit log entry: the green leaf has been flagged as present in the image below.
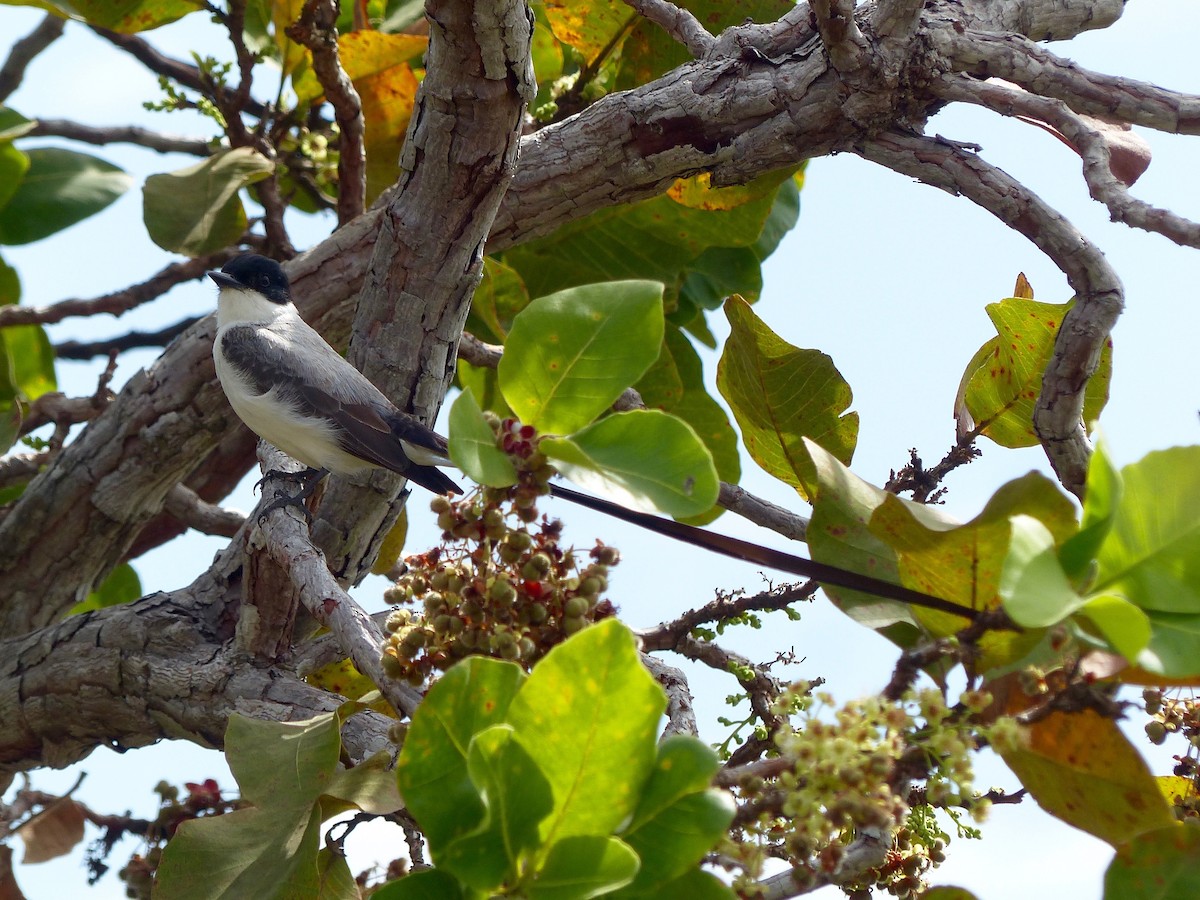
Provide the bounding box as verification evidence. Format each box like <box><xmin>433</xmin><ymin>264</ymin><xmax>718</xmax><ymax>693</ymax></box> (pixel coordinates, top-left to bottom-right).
<box><xmin>507</xmin><ymin>619</ymin><xmax>666</xmax><ymax>844</ymax></box>
<box><xmin>396</xmin><ymin>657</ymin><xmax>526</xmax><ymax>850</ymax></box>
<box><xmin>613</xmin><ymin>866</ymin><xmax>735</xmax><ymax>900</ymax></box>
<box><xmin>68</xmin><ymin>563</ymin><xmax>142</xmax><ymax>615</ymax></box>
<box><xmin>504</xmin><ymin>172</ymin><xmax>790</xmax><ymax>307</ymax></box>
<box><xmin>1092</xmin><ymin>447</ymin><xmax>1200</xmax><ymax>614</ymax></box>
<box><xmin>0</xmin><ymin>142</ymin><xmax>29</xmax><ymax>212</ymax></box>
<box><xmin>1</xmin><ymin>321</ymin><xmax>56</xmax><ymax>401</ymax></box>
<box><xmin>717</xmin><ymin>296</ymin><xmax>857</xmax><ymax>500</ymax></box>
<box><xmin>617</xmin><ymin>738</ymin><xmax>733</xmax><ymax>892</ymax></box>
<box><xmin>467</xmin><ymin>256</ymin><xmax>531</xmax><ymax>344</ymax></box>
<box><xmin>1138</xmin><ymin>611</ymin><xmax>1200</xmax><ymax>678</ymax></box>
<box><xmin>437</xmin><ymin>725</ymin><xmax>554</xmax><ymax>891</ymax></box>
<box><xmin>143</xmin><ymin>147</ymin><xmax>273</xmax><ymax>256</ymax></box>
<box><xmin>527</xmin><ymin>835</ymin><xmax>640</xmax><ymax>900</ymax></box>
<box><xmin>962</xmin><ymin>297</ymin><xmax>1111</xmax><ymax>448</ymax></box>
<box><xmin>448</xmin><ymin>390</ymin><xmax>518</xmax><ymax>487</ymax></box>
<box><xmin>541</xmin><ymin>409</ymin><xmax>719</xmax><ymax>517</ymax></box>
<box><xmin>1000</xmin><ymin>515</ymin><xmax>1085</xmax><ymax>628</ymax></box>
<box><xmin>498</xmin><ymin>281</ymin><xmax>665</xmax><ymax>435</ymax></box>
<box><xmin>322</xmin><ymin>749</ymin><xmax>403</xmax><ymax>816</ymax></box>
<box><xmin>0</xmin><ymin>148</ymin><xmax>130</xmax><ymax>245</ymax></box>
<box><xmin>0</xmin><ymin>107</ymin><xmax>36</xmax><ymax>143</ymax></box>
<box><xmin>1060</xmin><ymin>438</ymin><xmax>1122</xmax><ymax>581</ymax></box>
<box><xmin>542</xmin><ymin>0</ymin><xmax>635</xmax><ymax>64</ymax></box>
<box><xmin>156</xmin><ymin>710</ymin><xmax>374</xmax><ymax>900</ymax></box>
<box><xmin>458</xmin><ymin>359</ymin><xmax>514</xmax><ymax>419</ymax></box>
<box><xmin>1104</xmin><ymin>825</ymin><xmax>1200</xmax><ymax>900</ymax></box>
<box><xmin>923</xmin><ymin>890</ymin><xmax>982</xmax><ymax>900</ymax></box>
<box><xmin>371</xmin><ymin>868</ymin><xmax>466</xmax><ymax>900</ymax></box>
<box><xmin>635</xmin><ymin>327</ymin><xmax>740</xmax><ymax>521</ymax></box>
<box><xmin>1082</xmin><ymin>594</ymin><xmax>1151</xmax><ymax>661</ymax></box>
<box><xmin>30</xmin><ymin>0</ymin><xmax>200</xmax><ymax>31</ymax></box>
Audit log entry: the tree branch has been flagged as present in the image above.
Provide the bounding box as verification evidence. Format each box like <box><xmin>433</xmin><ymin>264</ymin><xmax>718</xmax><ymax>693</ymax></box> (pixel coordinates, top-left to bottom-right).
<box><xmin>163</xmin><ymin>484</ymin><xmax>243</xmax><ymax>538</ymax></box>
<box><xmin>54</xmin><ymin>316</ymin><xmax>203</xmax><ymax>361</ymax></box>
<box><xmin>287</xmin><ymin>0</ymin><xmax>366</xmax><ymax>224</ymax></box>
<box><xmin>935</xmin><ymin>27</ymin><xmax>1200</xmax><ymax>135</ymax></box>
<box><xmin>856</xmin><ymin>130</ymin><xmax>1122</xmax><ymax>496</ymax></box>
<box><xmin>27</xmin><ymin>119</ymin><xmax>212</xmax><ymax>155</ymax></box>
<box><xmin>935</xmin><ymin>73</ymin><xmax>1200</xmax><ymax>248</ymax></box>
<box><xmin>620</xmin><ymin>0</ymin><xmax>713</xmax><ymax>57</ymax></box>
<box><xmin>0</xmin><ymin>14</ymin><xmax>65</xmax><ymax>105</ymax></box>
<box><xmin>0</xmin><ymin>256</ymin><xmax>230</xmax><ymax>328</ymax></box>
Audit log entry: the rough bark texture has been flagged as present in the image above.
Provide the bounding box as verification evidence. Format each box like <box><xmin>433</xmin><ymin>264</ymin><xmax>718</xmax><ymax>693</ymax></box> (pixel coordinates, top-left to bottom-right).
<box><xmin>2</xmin><ymin>0</ymin><xmax>1196</xmax><ymax>779</ymax></box>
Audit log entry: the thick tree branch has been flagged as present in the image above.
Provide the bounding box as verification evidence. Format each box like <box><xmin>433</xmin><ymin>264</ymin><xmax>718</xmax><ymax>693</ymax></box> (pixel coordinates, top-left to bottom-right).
<box><xmin>163</xmin><ymin>484</ymin><xmax>243</xmax><ymax>538</ymax></box>
<box><xmin>0</xmin><ymin>14</ymin><xmax>65</xmax><ymax>104</ymax></box>
<box><xmin>309</xmin><ymin>0</ymin><xmax>535</xmax><ymax>587</ymax></box>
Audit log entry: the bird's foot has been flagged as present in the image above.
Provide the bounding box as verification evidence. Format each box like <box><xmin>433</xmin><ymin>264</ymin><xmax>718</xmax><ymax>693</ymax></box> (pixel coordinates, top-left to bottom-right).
<box><xmin>256</xmin><ymin>467</ymin><xmax>328</xmax><ymax>524</ymax></box>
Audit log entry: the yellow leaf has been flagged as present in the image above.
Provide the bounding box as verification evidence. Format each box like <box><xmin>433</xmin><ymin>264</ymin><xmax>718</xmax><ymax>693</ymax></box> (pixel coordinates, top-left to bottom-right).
<box><xmin>18</xmin><ymin>797</ymin><xmax>86</xmax><ymax>864</ymax></box>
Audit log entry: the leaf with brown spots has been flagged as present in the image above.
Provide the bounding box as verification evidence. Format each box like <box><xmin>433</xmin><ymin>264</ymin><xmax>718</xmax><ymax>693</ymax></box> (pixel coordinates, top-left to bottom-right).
<box><xmin>999</xmin><ymin>707</ymin><xmax>1175</xmax><ymax>846</ymax></box>
<box><xmin>962</xmin><ymin>297</ymin><xmax>1112</xmax><ymax>448</ymax></box>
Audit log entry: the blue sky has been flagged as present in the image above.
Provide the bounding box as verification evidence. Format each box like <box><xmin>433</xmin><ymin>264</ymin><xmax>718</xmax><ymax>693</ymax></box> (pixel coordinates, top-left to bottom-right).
<box><xmin>2</xmin><ymin>2</ymin><xmax>1198</xmax><ymax>897</ymax></box>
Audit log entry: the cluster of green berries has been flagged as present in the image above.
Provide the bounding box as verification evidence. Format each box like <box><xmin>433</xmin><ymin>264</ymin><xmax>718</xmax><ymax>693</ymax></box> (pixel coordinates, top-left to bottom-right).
<box><xmin>725</xmin><ymin>687</ymin><xmax>991</xmax><ymax>897</ymax></box>
<box><xmin>381</xmin><ymin>422</ymin><xmax>618</xmax><ymax>683</ymax></box>
<box><xmin>1143</xmin><ymin>688</ymin><xmax>1200</xmax><ymax>822</ymax></box>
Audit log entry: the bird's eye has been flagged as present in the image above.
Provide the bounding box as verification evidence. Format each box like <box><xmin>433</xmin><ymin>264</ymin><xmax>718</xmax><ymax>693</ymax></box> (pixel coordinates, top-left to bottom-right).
<box><xmin>257</xmin><ymin>274</ymin><xmax>271</xmax><ymax>289</ymax></box>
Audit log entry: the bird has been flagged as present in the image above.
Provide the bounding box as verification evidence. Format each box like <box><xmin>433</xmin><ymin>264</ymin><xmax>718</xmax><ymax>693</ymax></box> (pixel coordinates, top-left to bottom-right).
<box><xmin>208</xmin><ymin>254</ymin><xmax>973</xmax><ymax>620</ymax></box>
<box><xmin>209</xmin><ymin>253</ymin><xmax>462</xmax><ymax>497</ymax></box>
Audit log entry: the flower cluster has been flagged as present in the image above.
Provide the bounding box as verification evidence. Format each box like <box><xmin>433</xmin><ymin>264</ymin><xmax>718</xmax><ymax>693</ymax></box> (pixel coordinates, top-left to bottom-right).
<box><xmin>724</xmin><ymin>687</ymin><xmax>991</xmax><ymax>898</ymax></box>
<box><xmin>1143</xmin><ymin>688</ymin><xmax>1200</xmax><ymax>822</ymax></box>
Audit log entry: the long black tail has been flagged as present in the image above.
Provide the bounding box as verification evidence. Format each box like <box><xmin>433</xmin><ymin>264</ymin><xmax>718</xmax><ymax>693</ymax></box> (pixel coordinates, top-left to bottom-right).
<box><xmin>547</xmin><ymin>483</ymin><xmax>976</xmax><ymax>620</ymax></box>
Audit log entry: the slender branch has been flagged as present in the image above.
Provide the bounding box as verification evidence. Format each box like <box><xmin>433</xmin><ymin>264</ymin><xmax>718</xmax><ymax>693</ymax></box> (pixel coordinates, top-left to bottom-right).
<box><xmin>0</xmin><ymin>256</ymin><xmax>231</xmax><ymax>328</ymax></box>
<box><xmin>54</xmin><ymin>315</ymin><xmax>204</xmax><ymax>361</ymax></box>
<box><xmin>28</xmin><ymin>118</ymin><xmax>213</xmax><ymax>156</ymax></box>
<box><xmin>935</xmin><ymin>28</ymin><xmax>1200</xmax><ymax>135</ymax></box>
<box><xmin>638</xmin><ymin>581</ymin><xmax>817</xmax><ymax>653</ymax></box>
<box><xmin>91</xmin><ymin>27</ymin><xmax>268</xmax><ymax>121</ymax></box>
<box><xmin>287</xmin><ymin>0</ymin><xmax>366</xmax><ymax>224</ymax></box>
<box><xmin>621</xmin><ymin>0</ymin><xmax>713</xmax><ymax>57</ymax></box>
<box><xmin>935</xmin><ymin>74</ymin><xmax>1200</xmax><ymax>248</ymax></box>
<box><xmin>856</xmin><ymin>130</ymin><xmax>1123</xmax><ymax>496</ymax></box>
<box><xmin>163</xmin><ymin>484</ymin><xmax>244</xmax><ymax>538</ymax></box>
<box><xmin>0</xmin><ymin>14</ymin><xmax>65</xmax><ymax>104</ymax></box>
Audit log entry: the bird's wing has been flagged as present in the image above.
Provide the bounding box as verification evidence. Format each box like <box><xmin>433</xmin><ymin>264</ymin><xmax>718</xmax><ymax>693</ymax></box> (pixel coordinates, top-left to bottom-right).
<box><xmin>219</xmin><ymin>324</ymin><xmax>459</xmax><ymax>493</ymax></box>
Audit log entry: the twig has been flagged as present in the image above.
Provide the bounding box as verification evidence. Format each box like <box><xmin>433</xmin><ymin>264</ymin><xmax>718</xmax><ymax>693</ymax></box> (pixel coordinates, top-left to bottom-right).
<box><xmin>54</xmin><ymin>315</ymin><xmax>204</xmax><ymax>360</ymax></box>
<box><xmin>856</xmin><ymin>130</ymin><xmax>1123</xmax><ymax>497</ymax></box>
<box><xmin>28</xmin><ymin>119</ymin><xmax>213</xmax><ymax>156</ymax></box>
<box><xmin>620</xmin><ymin>0</ymin><xmax>713</xmax><ymax>57</ymax></box>
<box><xmin>91</xmin><ymin>27</ymin><xmax>268</xmax><ymax>121</ymax></box>
<box><xmin>640</xmin><ymin>654</ymin><xmax>699</xmax><ymax>737</ymax></box>
<box><xmin>935</xmin><ymin>73</ymin><xmax>1200</xmax><ymax>249</ymax></box>
<box><xmin>288</xmin><ymin>0</ymin><xmax>366</xmax><ymax>224</ymax></box>
<box><xmin>936</xmin><ymin>28</ymin><xmax>1200</xmax><ymax>136</ymax></box>
<box><xmin>164</xmin><ymin>484</ymin><xmax>244</xmax><ymax>538</ymax></box>
<box><xmin>0</xmin><ymin>14</ymin><xmax>65</xmax><ymax>104</ymax></box>
<box><xmin>882</xmin><ymin>608</ymin><xmax>1011</xmax><ymax>701</ymax></box>
<box><xmin>0</xmin><ymin>256</ymin><xmax>232</xmax><ymax>328</ymax></box>
<box><xmin>884</xmin><ymin>439</ymin><xmax>981</xmax><ymax>502</ymax></box>
<box><xmin>638</xmin><ymin>580</ymin><xmax>817</xmax><ymax>653</ymax></box>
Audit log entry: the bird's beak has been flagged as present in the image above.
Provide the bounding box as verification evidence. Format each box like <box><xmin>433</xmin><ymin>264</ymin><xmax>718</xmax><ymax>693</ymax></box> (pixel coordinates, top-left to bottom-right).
<box><xmin>207</xmin><ymin>270</ymin><xmax>242</xmax><ymax>289</ymax></box>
